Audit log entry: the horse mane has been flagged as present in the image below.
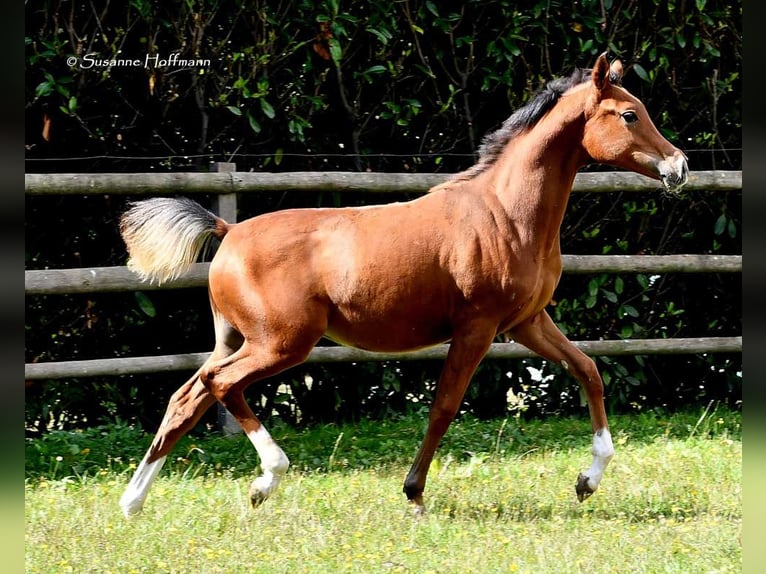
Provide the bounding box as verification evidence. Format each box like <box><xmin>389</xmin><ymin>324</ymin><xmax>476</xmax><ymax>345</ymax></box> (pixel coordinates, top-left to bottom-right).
<box><xmin>445</xmin><ymin>66</ymin><xmax>622</xmax><ymax>184</ymax></box>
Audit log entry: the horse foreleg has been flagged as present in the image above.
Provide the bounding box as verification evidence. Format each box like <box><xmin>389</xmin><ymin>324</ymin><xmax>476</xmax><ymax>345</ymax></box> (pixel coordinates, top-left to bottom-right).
<box><xmin>509</xmin><ymin>311</ymin><xmax>614</xmax><ymax>502</ymax></box>
<box><xmin>120</xmin><ymin>374</ymin><xmax>217</xmax><ymax>517</ymax></box>
<box><xmin>402</xmin><ymin>325</ymin><xmax>495</xmax><ymax>515</ymax></box>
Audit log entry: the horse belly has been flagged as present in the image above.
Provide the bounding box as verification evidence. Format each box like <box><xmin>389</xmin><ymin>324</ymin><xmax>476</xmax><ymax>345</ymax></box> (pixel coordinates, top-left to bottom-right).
<box><xmin>323</xmin><ymin>288</ymin><xmax>454</xmax><ymax>352</ymax></box>
<box><xmin>325</xmin><ymin>318</ymin><xmax>452</xmax><ymax>353</ymax></box>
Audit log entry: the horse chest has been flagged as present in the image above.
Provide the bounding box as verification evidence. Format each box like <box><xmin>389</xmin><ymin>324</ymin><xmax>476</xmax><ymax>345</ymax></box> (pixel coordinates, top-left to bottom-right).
<box><xmin>480</xmin><ymin>255</ymin><xmax>562</xmax><ymax>331</ymax></box>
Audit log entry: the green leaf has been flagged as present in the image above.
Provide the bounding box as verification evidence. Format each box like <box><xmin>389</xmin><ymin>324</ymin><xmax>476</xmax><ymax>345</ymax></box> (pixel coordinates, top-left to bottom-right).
<box><xmin>260</xmin><ymin>99</ymin><xmax>275</xmax><ymax>119</ymax></box>
<box><xmin>633</xmin><ymin>63</ymin><xmax>649</xmax><ymax>82</ymax></box>
<box><xmin>366</xmin><ymin>27</ymin><xmax>391</xmax><ymax>45</ymax></box>
<box><xmin>713</xmin><ymin>213</ymin><xmax>726</xmax><ymax>235</ymax></box>
<box><xmin>35</xmin><ymin>82</ymin><xmax>53</xmax><ymax>98</ymax></box>
<box><xmin>328</xmin><ymin>38</ymin><xmax>342</xmax><ymax>63</ymax></box>
<box><xmin>274</xmin><ymin>148</ymin><xmax>284</xmax><ymax>166</ymax></box>
<box><xmin>727</xmin><ymin>218</ymin><xmax>737</xmax><ymax>238</ymax></box>
<box><xmin>226</xmin><ymin>105</ymin><xmax>242</xmax><ymax>116</ymax></box>
<box><xmin>695</xmin><ymin>0</ymin><xmax>707</xmax><ymax>10</ymax></box>
<box><xmin>426</xmin><ymin>1</ymin><xmax>439</xmax><ymax>17</ymax></box>
<box><xmin>54</xmin><ymin>83</ymin><xmax>71</xmax><ymax>98</ymax></box>
<box><xmin>614</xmin><ymin>276</ymin><xmax>624</xmax><ymax>295</ymax></box>
<box><xmin>246</xmin><ymin>111</ymin><xmax>261</xmax><ymax>134</ymax></box>
<box><xmin>620</xmin><ymin>304</ymin><xmax>639</xmax><ymax>318</ymax></box>
<box><xmin>364</xmin><ymin>65</ymin><xmax>387</xmax><ymax>75</ymax></box>
<box><xmin>134</xmin><ymin>292</ymin><xmax>156</xmax><ymax>318</ymax></box>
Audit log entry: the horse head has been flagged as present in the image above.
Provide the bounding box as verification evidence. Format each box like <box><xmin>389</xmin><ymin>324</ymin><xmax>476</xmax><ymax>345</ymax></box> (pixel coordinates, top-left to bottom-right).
<box><xmin>582</xmin><ymin>52</ymin><xmax>689</xmax><ymax>192</ymax></box>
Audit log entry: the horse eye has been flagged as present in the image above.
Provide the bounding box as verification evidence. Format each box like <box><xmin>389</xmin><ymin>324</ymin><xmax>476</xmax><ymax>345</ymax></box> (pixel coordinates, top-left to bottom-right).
<box><xmin>621</xmin><ymin>111</ymin><xmax>638</xmax><ymax>124</ymax></box>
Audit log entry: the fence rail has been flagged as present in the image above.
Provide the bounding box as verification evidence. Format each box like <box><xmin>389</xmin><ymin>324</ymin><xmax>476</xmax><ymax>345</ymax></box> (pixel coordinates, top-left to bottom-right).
<box><xmin>25</xmin><ymin>255</ymin><xmax>742</xmax><ymax>295</ymax></box>
<box><xmin>25</xmin><ymin>170</ymin><xmax>741</xmax><ymax>195</ymax></box>
<box><xmin>24</xmin><ymin>337</ymin><xmax>742</xmax><ymax>380</ymax></box>
<box><xmin>25</xmin><ymin>169</ymin><xmax>742</xmax><ymax>381</ymax></box>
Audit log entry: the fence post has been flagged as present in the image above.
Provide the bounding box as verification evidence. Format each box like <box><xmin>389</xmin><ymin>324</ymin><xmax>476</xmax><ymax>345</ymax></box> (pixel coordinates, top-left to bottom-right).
<box><xmin>210</xmin><ymin>162</ymin><xmax>238</xmax><ymax>222</ymax></box>
<box><xmin>209</xmin><ymin>161</ymin><xmax>242</xmax><ymax>436</ymax></box>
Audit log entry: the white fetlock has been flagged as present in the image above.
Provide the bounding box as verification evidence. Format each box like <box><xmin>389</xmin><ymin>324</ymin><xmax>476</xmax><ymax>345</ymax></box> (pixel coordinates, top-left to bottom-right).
<box><xmin>582</xmin><ymin>428</ymin><xmax>614</xmax><ymax>491</ymax></box>
<box><xmin>119</xmin><ymin>454</ymin><xmax>167</xmax><ymax>517</ymax></box>
<box><xmin>246</xmin><ymin>427</ymin><xmax>289</xmax><ymax>506</ymax></box>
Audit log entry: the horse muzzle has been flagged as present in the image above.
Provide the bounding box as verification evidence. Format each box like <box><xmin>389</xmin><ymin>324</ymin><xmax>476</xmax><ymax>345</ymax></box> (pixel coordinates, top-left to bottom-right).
<box><xmin>659</xmin><ymin>151</ymin><xmax>689</xmax><ymax>193</ymax></box>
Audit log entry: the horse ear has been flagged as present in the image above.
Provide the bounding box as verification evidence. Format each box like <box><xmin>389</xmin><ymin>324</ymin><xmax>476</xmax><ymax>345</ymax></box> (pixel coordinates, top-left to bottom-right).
<box><xmin>609</xmin><ymin>59</ymin><xmax>624</xmax><ymax>82</ymax></box>
<box><xmin>591</xmin><ymin>52</ymin><xmax>612</xmax><ymax>92</ymax></box>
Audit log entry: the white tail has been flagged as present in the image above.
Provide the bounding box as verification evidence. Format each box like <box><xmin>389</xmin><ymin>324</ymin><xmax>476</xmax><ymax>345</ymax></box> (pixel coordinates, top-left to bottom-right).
<box><xmin>119</xmin><ymin>197</ymin><xmax>229</xmax><ymax>284</ymax></box>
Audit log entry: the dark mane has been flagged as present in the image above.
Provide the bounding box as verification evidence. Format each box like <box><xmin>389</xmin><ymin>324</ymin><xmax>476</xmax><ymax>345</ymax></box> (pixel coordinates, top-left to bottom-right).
<box><xmin>452</xmin><ymin>66</ymin><xmax>620</xmax><ymax>182</ymax></box>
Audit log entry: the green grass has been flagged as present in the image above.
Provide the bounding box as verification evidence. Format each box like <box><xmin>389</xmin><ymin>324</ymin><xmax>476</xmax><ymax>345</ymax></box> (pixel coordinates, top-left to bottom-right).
<box><xmin>25</xmin><ymin>407</ymin><xmax>741</xmax><ymax>573</ymax></box>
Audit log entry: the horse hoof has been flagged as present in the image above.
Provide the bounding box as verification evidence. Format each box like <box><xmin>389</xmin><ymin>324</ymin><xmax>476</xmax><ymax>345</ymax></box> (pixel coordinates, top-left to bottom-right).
<box><xmin>250</xmin><ymin>492</ymin><xmax>268</xmax><ymax>508</ymax></box>
<box><xmin>248</xmin><ymin>484</ymin><xmax>268</xmax><ymax>508</ymax></box>
<box><xmin>410</xmin><ymin>503</ymin><xmax>425</xmax><ymax>517</ymax></box>
<box><xmin>575</xmin><ymin>473</ymin><xmax>595</xmax><ymax>502</ymax></box>
<box><xmin>119</xmin><ymin>491</ymin><xmax>146</xmax><ymax>518</ymax></box>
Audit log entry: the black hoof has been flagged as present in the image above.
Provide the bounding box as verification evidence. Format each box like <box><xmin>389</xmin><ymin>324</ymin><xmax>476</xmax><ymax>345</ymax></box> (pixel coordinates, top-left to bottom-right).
<box><xmin>575</xmin><ymin>473</ymin><xmax>594</xmax><ymax>502</ymax></box>
<box><xmin>249</xmin><ymin>484</ymin><xmax>268</xmax><ymax>508</ymax></box>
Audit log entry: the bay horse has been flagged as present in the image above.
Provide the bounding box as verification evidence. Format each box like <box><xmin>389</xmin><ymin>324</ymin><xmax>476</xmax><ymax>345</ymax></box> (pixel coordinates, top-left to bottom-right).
<box><xmin>118</xmin><ymin>53</ymin><xmax>688</xmax><ymax>517</ymax></box>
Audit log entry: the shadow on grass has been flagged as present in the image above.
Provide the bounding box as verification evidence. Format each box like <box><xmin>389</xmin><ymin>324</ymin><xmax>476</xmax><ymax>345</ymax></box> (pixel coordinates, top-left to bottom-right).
<box><xmin>422</xmin><ymin>487</ymin><xmax>740</xmax><ymax>523</ymax></box>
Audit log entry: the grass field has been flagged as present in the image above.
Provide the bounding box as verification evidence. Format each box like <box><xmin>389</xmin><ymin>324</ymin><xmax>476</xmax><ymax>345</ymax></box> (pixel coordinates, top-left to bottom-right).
<box><xmin>25</xmin><ymin>406</ymin><xmax>741</xmax><ymax>573</ymax></box>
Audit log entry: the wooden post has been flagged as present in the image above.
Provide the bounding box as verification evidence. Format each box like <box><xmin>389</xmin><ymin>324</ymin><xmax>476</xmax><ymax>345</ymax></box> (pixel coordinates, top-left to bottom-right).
<box><xmin>209</xmin><ymin>162</ymin><xmax>242</xmax><ymax>436</ymax></box>
<box><xmin>210</xmin><ymin>162</ymin><xmax>238</xmax><ymax>222</ymax></box>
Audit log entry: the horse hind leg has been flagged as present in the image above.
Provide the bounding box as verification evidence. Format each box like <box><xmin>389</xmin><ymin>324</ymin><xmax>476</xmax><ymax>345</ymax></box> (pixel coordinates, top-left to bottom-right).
<box><xmin>119</xmin><ymin>373</ymin><xmax>217</xmax><ymax>517</ymax></box>
<box><xmin>402</xmin><ymin>323</ymin><xmax>496</xmax><ymax>515</ymax></box>
<box><xmin>119</xmin><ymin>315</ymin><xmax>243</xmax><ymax>517</ymax></box>
<box><xmin>200</xmin><ymin>331</ymin><xmax>322</xmax><ymax>507</ymax></box>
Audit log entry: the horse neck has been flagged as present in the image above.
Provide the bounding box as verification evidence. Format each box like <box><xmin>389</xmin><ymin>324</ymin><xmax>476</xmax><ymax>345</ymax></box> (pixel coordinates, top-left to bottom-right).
<box><xmin>480</xmin><ymin>103</ymin><xmax>589</xmax><ymax>254</ymax></box>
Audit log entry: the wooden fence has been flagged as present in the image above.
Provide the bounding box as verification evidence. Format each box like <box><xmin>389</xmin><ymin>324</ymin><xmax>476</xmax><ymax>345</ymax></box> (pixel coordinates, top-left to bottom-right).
<box><xmin>24</xmin><ymin>168</ymin><xmax>742</xmax><ymax>381</ymax></box>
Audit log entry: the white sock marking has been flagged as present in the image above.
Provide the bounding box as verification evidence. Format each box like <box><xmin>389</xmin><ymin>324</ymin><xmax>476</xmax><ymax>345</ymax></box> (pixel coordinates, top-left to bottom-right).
<box><xmin>246</xmin><ymin>427</ymin><xmax>289</xmax><ymax>499</ymax></box>
<box><xmin>583</xmin><ymin>428</ymin><xmax>614</xmax><ymax>491</ymax></box>
<box><xmin>119</xmin><ymin>454</ymin><xmax>167</xmax><ymax>517</ymax></box>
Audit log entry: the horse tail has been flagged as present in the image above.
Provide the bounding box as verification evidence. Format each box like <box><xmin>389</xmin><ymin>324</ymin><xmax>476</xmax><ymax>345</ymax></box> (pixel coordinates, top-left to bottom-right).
<box><xmin>119</xmin><ymin>197</ymin><xmax>230</xmax><ymax>285</ymax></box>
